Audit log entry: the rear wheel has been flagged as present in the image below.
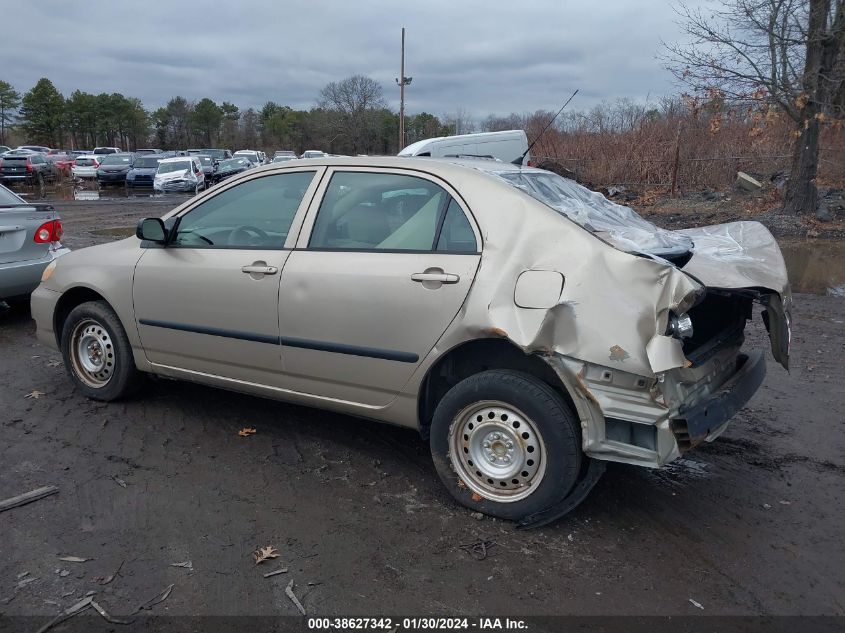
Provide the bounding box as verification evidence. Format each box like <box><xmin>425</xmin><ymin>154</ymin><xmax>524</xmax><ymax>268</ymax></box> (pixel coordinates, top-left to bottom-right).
<box><xmin>61</xmin><ymin>300</ymin><xmax>144</xmax><ymax>401</ymax></box>
<box><xmin>430</xmin><ymin>370</ymin><xmax>582</xmax><ymax>521</ymax></box>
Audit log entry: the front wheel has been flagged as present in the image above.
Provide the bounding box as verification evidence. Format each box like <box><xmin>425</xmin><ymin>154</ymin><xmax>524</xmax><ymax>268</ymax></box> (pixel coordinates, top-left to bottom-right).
<box><xmin>60</xmin><ymin>300</ymin><xmax>144</xmax><ymax>401</ymax></box>
<box><xmin>430</xmin><ymin>370</ymin><xmax>582</xmax><ymax>521</ymax></box>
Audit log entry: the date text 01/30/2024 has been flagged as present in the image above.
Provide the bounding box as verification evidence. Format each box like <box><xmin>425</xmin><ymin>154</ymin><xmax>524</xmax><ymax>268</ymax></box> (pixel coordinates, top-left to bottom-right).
<box><xmin>307</xmin><ymin>617</ymin><xmax>528</xmax><ymax>630</ymax></box>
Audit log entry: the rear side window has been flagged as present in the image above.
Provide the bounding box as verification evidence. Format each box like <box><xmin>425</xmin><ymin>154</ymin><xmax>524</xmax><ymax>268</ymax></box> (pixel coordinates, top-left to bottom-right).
<box><xmin>310</xmin><ymin>172</ymin><xmax>472</xmax><ymax>251</ymax></box>
<box><xmin>436</xmin><ymin>199</ymin><xmax>477</xmax><ymax>252</ymax></box>
<box><xmin>173</xmin><ymin>171</ymin><xmax>315</xmax><ymax>248</ymax></box>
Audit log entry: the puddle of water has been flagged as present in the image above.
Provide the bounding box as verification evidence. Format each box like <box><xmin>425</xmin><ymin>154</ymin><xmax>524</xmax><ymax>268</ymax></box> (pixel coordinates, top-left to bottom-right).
<box><xmin>778</xmin><ymin>239</ymin><xmax>845</xmax><ymax>296</ymax></box>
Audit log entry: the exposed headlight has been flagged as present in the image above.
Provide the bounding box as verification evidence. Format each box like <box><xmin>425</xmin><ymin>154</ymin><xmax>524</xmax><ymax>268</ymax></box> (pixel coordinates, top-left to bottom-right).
<box><xmin>41</xmin><ymin>260</ymin><xmax>57</xmax><ymax>282</ymax></box>
<box><xmin>668</xmin><ymin>312</ymin><xmax>694</xmax><ymax>339</ymax></box>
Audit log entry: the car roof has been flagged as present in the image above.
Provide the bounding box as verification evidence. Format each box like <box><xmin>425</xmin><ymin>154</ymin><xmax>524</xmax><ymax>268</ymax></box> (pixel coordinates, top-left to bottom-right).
<box><xmin>159</xmin><ymin>156</ymin><xmax>196</xmax><ymax>163</ymax></box>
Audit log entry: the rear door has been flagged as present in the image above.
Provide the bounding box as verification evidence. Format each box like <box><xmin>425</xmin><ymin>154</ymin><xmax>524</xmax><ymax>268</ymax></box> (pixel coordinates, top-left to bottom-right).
<box><xmin>277</xmin><ymin>167</ymin><xmax>481</xmax><ymax>407</ymax></box>
<box><xmin>132</xmin><ymin>168</ymin><xmax>322</xmax><ymax>387</ymax></box>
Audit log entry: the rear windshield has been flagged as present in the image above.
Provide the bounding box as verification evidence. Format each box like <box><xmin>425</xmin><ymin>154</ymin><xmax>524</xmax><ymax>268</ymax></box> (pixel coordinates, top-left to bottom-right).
<box><xmin>0</xmin><ymin>184</ymin><xmax>24</xmax><ymax>205</ymax></box>
<box><xmin>75</xmin><ymin>158</ymin><xmax>97</xmax><ymax>166</ymax></box>
<box><xmin>133</xmin><ymin>157</ymin><xmax>161</xmax><ymax>168</ymax></box>
<box><xmin>158</xmin><ymin>161</ymin><xmax>192</xmax><ymax>174</ymax></box>
<box><xmin>100</xmin><ymin>154</ymin><xmax>132</xmax><ymax>165</ymax></box>
<box><xmin>199</xmin><ymin>156</ymin><xmax>213</xmax><ymax>166</ymax></box>
<box><xmin>485</xmin><ymin>168</ymin><xmax>693</xmax><ymax>256</ymax></box>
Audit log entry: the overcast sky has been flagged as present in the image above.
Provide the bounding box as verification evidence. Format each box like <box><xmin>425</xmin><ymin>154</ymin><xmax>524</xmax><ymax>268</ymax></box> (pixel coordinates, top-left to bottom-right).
<box><xmin>5</xmin><ymin>0</ymin><xmax>697</xmax><ymax>118</ymax></box>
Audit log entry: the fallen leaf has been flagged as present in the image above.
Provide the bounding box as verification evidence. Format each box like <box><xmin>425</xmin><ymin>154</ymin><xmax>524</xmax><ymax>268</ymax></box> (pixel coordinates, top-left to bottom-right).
<box><xmin>24</xmin><ymin>390</ymin><xmax>45</xmax><ymax>399</ymax></box>
<box><xmin>58</xmin><ymin>556</ymin><xmax>91</xmax><ymax>563</ymax></box>
<box><xmin>238</xmin><ymin>427</ymin><xmax>257</xmax><ymax>437</ymax></box>
<box><xmin>253</xmin><ymin>546</ymin><xmax>279</xmax><ymax>565</ymax></box>
<box><xmin>471</xmin><ymin>492</ymin><xmax>483</xmax><ymax>502</ymax></box>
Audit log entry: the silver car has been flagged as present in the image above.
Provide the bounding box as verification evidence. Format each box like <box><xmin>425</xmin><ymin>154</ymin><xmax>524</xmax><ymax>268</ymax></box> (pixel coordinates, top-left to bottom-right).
<box><xmin>31</xmin><ymin>157</ymin><xmax>790</xmax><ymax>524</ymax></box>
<box><xmin>0</xmin><ymin>184</ymin><xmax>69</xmax><ymax>302</ymax></box>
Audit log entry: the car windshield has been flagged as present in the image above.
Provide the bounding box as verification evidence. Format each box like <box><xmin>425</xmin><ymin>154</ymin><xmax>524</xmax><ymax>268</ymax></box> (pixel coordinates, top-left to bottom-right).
<box><xmin>219</xmin><ymin>158</ymin><xmax>246</xmax><ymax>170</ymax></box>
<box><xmin>75</xmin><ymin>158</ymin><xmax>96</xmax><ymax>166</ymax></box>
<box><xmin>133</xmin><ymin>157</ymin><xmax>161</xmax><ymax>168</ymax></box>
<box><xmin>199</xmin><ymin>156</ymin><xmax>212</xmax><ymax>166</ymax></box>
<box><xmin>485</xmin><ymin>168</ymin><xmax>693</xmax><ymax>256</ymax></box>
<box><xmin>201</xmin><ymin>149</ymin><xmax>225</xmax><ymax>159</ymax></box>
<box><xmin>0</xmin><ymin>184</ymin><xmax>24</xmax><ymax>205</ymax></box>
<box><xmin>100</xmin><ymin>154</ymin><xmax>132</xmax><ymax>165</ymax></box>
<box><xmin>158</xmin><ymin>161</ymin><xmax>191</xmax><ymax>174</ymax></box>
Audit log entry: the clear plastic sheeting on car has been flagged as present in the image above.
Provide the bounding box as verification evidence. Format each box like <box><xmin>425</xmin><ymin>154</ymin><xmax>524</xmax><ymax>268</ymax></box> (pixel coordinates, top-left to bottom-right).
<box><xmin>487</xmin><ymin>168</ymin><xmax>694</xmax><ymax>256</ymax></box>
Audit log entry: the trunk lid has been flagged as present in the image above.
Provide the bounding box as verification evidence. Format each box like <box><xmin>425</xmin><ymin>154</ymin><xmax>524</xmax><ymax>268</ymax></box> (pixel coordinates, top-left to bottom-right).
<box><xmin>0</xmin><ymin>203</ymin><xmax>58</xmax><ymax>265</ymax></box>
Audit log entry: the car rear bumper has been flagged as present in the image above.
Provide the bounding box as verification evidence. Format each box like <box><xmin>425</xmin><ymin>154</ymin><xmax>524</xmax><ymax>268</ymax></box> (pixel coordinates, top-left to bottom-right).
<box><xmin>0</xmin><ymin>247</ymin><xmax>70</xmax><ymax>301</ymax></box>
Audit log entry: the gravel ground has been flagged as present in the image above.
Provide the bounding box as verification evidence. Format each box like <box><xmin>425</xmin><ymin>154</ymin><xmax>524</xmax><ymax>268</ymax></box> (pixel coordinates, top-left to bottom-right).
<box><xmin>1</xmin><ymin>199</ymin><xmax>844</xmax><ymax>620</ymax></box>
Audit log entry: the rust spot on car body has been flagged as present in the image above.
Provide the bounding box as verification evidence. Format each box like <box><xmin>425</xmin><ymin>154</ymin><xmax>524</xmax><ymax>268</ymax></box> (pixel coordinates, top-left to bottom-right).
<box><xmin>609</xmin><ymin>345</ymin><xmax>630</xmax><ymax>362</ymax></box>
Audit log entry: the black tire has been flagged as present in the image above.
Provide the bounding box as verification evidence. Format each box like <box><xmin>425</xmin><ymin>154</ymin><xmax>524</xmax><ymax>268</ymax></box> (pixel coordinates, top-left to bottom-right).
<box><xmin>60</xmin><ymin>300</ymin><xmax>144</xmax><ymax>401</ymax></box>
<box><xmin>430</xmin><ymin>370</ymin><xmax>582</xmax><ymax>521</ymax></box>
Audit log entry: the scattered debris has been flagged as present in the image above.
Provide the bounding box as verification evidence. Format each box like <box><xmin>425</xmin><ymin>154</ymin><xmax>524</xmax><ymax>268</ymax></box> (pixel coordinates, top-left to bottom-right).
<box><xmin>460</xmin><ymin>539</ymin><xmax>497</xmax><ymax>561</ymax></box>
<box><xmin>471</xmin><ymin>492</ymin><xmax>483</xmax><ymax>502</ymax></box>
<box><xmin>253</xmin><ymin>545</ymin><xmax>280</xmax><ymax>565</ymax></box>
<box><xmin>238</xmin><ymin>427</ymin><xmax>257</xmax><ymax>437</ymax></box>
<box><xmin>735</xmin><ymin>171</ymin><xmax>762</xmax><ymax>191</ymax></box>
<box><xmin>762</xmin><ymin>503</ymin><xmax>772</xmax><ymax>510</ymax></box>
<box><xmin>25</xmin><ymin>390</ymin><xmax>45</xmax><ymax>399</ymax></box>
<box><xmin>134</xmin><ymin>583</ymin><xmax>174</xmax><ymax>613</ymax></box>
<box><xmin>779</xmin><ymin>500</ymin><xmax>792</xmax><ymax>506</ymax></box>
<box><xmin>17</xmin><ymin>571</ymin><xmax>29</xmax><ymax>579</ymax></box>
<box><xmin>58</xmin><ymin>570</ymin><xmax>70</xmax><ymax>578</ymax></box>
<box><xmin>470</xmin><ymin>512</ymin><xmax>484</xmax><ymax>520</ymax></box>
<box><xmin>285</xmin><ymin>579</ymin><xmax>307</xmax><ymax>616</ymax></box>
<box><xmin>263</xmin><ymin>567</ymin><xmax>289</xmax><ymax>578</ymax></box>
<box><xmin>0</xmin><ymin>485</ymin><xmax>59</xmax><ymax>513</ymax></box>
<box><xmin>35</xmin><ymin>596</ymin><xmax>93</xmax><ymax>633</ymax></box>
<box><xmin>567</xmin><ymin>533</ymin><xmax>574</xmax><ymax>542</ymax></box>
<box><xmin>46</xmin><ymin>359</ymin><xmax>61</xmax><ymax>367</ymax></box>
<box><xmin>689</xmin><ymin>598</ymin><xmax>704</xmax><ymax>610</ymax></box>
<box><xmin>171</xmin><ymin>561</ymin><xmax>193</xmax><ymax>571</ymax></box>
<box><xmin>17</xmin><ymin>576</ymin><xmax>38</xmax><ymax>589</ymax></box>
<box><xmin>90</xmin><ymin>599</ymin><xmax>133</xmax><ymax>625</ymax></box>
<box><xmin>58</xmin><ymin>556</ymin><xmax>91</xmax><ymax>563</ymax></box>
<box><xmin>112</xmin><ymin>476</ymin><xmax>127</xmax><ymax>488</ymax></box>
<box><xmin>94</xmin><ymin>559</ymin><xmax>124</xmax><ymax>585</ymax></box>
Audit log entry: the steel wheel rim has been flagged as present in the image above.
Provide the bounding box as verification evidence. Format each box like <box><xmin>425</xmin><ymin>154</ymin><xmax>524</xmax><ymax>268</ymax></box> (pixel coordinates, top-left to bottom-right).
<box><xmin>70</xmin><ymin>319</ymin><xmax>115</xmax><ymax>388</ymax></box>
<box><xmin>449</xmin><ymin>400</ymin><xmax>546</xmax><ymax>503</ymax></box>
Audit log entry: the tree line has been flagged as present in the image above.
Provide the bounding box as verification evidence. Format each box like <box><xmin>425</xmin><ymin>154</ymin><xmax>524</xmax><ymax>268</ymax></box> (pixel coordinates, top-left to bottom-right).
<box><xmin>0</xmin><ymin>75</ymin><xmax>455</xmax><ymax>156</ymax></box>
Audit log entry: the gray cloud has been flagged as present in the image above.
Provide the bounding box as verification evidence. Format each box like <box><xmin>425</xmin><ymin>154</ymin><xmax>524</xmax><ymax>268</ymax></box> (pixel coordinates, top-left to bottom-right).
<box><xmin>3</xmin><ymin>0</ymin><xmax>698</xmax><ymax>119</ymax></box>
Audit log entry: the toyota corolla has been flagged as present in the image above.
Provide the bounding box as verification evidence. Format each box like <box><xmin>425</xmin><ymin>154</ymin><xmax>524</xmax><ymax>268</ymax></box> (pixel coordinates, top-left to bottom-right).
<box><xmin>31</xmin><ymin>157</ymin><xmax>790</xmax><ymax>525</ymax></box>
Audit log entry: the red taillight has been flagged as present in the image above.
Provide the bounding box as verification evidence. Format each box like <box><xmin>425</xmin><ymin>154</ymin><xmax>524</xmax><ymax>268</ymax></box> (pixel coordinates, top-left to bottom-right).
<box><xmin>33</xmin><ymin>220</ymin><xmax>63</xmax><ymax>244</ymax></box>
<box><xmin>26</xmin><ymin>160</ymin><xmax>33</xmax><ymax>173</ymax></box>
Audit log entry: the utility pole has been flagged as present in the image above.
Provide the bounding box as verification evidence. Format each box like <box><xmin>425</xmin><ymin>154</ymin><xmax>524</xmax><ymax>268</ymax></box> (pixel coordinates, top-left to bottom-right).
<box><xmin>395</xmin><ymin>27</ymin><xmax>412</xmax><ymax>151</ymax></box>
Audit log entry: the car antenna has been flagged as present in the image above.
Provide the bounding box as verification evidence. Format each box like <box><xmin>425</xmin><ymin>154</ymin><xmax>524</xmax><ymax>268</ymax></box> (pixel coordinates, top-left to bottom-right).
<box><xmin>511</xmin><ymin>88</ymin><xmax>579</xmax><ymax>166</ymax></box>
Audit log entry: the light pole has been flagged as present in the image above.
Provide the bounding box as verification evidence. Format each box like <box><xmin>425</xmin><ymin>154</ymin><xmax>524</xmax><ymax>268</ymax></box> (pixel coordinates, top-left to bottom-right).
<box><xmin>395</xmin><ymin>27</ymin><xmax>412</xmax><ymax>151</ymax></box>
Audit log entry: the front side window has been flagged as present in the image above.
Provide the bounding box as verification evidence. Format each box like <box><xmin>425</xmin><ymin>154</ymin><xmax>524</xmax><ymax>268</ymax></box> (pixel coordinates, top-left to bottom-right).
<box><xmin>309</xmin><ymin>172</ymin><xmax>474</xmax><ymax>252</ymax></box>
<box><xmin>172</xmin><ymin>171</ymin><xmax>315</xmax><ymax>249</ymax></box>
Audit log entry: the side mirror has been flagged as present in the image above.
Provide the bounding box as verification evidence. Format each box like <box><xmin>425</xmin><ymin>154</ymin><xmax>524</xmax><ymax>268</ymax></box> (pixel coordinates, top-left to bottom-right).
<box><xmin>137</xmin><ymin>217</ymin><xmax>167</xmax><ymax>243</ymax></box>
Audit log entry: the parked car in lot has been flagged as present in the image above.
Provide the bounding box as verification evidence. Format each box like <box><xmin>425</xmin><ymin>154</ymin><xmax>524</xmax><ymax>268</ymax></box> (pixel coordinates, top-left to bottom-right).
<box><xmin>271</xmin><ymin>155</ymin><xmax>297</xmax><ymax>164</ymax></box>
<box><xmin>31</xmin><ymin>156</ymin><xmax>791</xmax><ymax>523</ymax></box>
<box><xmin>97</xmin><ymin>153</ymin><xmax>135</xmax><ymax>186</ymax></box>
<box><xmin>200</xmin><ymin>148</ymin><xmax>233</xmax><ymax>162</ymax></box>
<box><xmin>0</xmin><ymin>183</ymin><xmax>69</xmax><ymax>302</ymax></box>
<box><xmin>299</xmin><ymin>150</ymin><xmax>327</xmax><ymax>159</ymax></box>
<box><xmin>210</xmin><ymin>157</ymin><xmax>252</xmax><ymax>184</ymax></box>
<box><xmin>0</xmin><ymin>146</ymin><xmax>11</xmax><ymax>155</ymax></box>
<box><xmin>273</xmin><ymin>150</ymin><xmax>297</xmax><ymax>158</ymax></box>
<box><xmin>136</xmin><ymin>148</ymin><xmax>164</xmax><ymax>155</ymax></box>
<box><xmin>233</xmin><ymin>150</ymin><xmax>262</xmax><ymax>167</ymax></box>
<box><xmin>46</xmin><ymin>152</ymin><xmax>75</xmax><ymax>174</ymax></box>
<box><xmin>71</xmin><ymin>155</ymin><xmax>100</xmax><ymax>179</ymax></box>
<box><xmin>93</xmin><ymin>147</ymin><xmax>122</xmax><ymax>155</ymax></box>
<box><xmin>17</xmin><ymin>145</ymin><xmax>51</xmax><ymax>154</ymax></box>
<box><xmin>153</xmin><ymin>156</ymin><xmax>205</xmax><ymax>193</ymax></box>
<box><xmin>126</xmin><ymin>155</ymin><xmax>164</xmax><ymax>188</ymax></box>
<box><xmin>197</xmin><ymin>155</ymin><xmax>216</xmax><ymax>182</ymax></box>
<box><xmin>0</xmin><ymin>152</ymin><xmax>59</xmax><ymax>190</ymax></box>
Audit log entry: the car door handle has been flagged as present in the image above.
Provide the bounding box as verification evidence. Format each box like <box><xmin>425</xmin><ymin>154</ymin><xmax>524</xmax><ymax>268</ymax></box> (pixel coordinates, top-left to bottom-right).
<box><xmin>241</xmin><ymin>264</ymin><xmax>278</xmax><ymax>275</ymax></box>
<box><xmin>411</xmin><ymin>272</ymin><xmax>460</xmax><ymax>283</ymax></box>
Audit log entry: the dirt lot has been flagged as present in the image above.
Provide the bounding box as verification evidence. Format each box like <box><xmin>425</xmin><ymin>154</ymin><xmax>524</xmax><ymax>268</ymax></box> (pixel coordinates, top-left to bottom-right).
<box><xmin>1</xmin><ymin>198</ymin><xmax>844</xmax><ymax>621</ymax></box>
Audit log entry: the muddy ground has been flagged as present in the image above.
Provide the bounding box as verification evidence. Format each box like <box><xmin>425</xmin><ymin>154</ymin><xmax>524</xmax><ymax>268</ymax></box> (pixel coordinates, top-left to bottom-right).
<box><xmin>1</xmin><ymin>198</ymin><xmax>844</xmax><ymax>621</ymax></box>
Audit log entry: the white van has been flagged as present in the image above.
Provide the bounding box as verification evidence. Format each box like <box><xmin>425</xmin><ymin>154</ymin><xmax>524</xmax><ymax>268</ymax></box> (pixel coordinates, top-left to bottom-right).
<box><xmin>398</xmin><ymin>130</ymin><xmax>530</xmax><ymax>165</ymax></box>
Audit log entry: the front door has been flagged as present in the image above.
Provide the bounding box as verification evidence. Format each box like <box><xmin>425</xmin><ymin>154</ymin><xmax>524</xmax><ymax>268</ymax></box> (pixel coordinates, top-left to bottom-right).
<box><xmin>133</xmin><ymin>169</ymin><xmax>320</xmax><ymax>387</ymax></box>
<box><xmin>277</xmin><ymin>168</ymin><xmax>481</xmax><ymax>406</ymax></box>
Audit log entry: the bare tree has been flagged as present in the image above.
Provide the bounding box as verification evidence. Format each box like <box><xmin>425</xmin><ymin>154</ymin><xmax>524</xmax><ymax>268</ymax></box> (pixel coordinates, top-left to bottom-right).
<box><xmin>663</xmin><ymin>0</ymin><xmax>845</xmax><ymax>214</ymax></box>
<box><xmin>318</xmin><ymin>75</ymin><xmax>386</xmax><ymax>153</ymax></box>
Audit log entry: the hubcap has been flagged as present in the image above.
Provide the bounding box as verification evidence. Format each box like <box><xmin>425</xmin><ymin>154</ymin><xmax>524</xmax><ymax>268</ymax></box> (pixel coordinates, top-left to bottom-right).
<box><xmin>70</xmin><ymin>319</ymin><xmax>115</xmax><ymax>388</ymax></box>
<box><xmin>449</xmin><ymin>401</ymin><xmax>546</xmax><ymax>503</ymax></box>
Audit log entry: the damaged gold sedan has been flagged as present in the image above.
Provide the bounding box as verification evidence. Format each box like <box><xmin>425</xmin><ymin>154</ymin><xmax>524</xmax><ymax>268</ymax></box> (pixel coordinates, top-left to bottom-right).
<box><xmin>31</xmin><ymin>157</ymin><xmax>790</xmax><ymax>525</ymax></box>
